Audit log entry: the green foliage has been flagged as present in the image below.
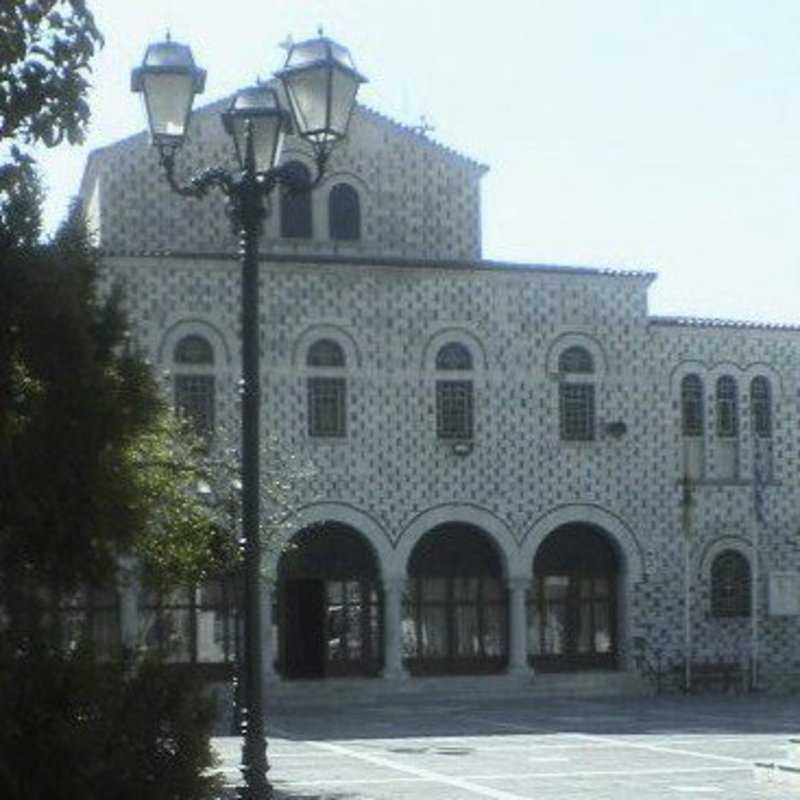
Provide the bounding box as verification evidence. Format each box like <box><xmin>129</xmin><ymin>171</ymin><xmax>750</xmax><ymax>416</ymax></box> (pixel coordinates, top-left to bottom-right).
<box><xmin>0</xmin><ymin>0</ymin><xmax>104</xmax><ymax>147</ymax></box>
<box><xmin>0</xmin><ymin>640</ymin><xmax>221</xmax><ymax>800</ymax></box>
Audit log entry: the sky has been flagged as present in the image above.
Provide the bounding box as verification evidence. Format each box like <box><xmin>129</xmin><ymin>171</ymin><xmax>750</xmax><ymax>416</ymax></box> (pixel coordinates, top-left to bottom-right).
<box><xmin>28</xmin><ymin>0</ymin><xmax>800</xmax><ymax>324</ymax></box>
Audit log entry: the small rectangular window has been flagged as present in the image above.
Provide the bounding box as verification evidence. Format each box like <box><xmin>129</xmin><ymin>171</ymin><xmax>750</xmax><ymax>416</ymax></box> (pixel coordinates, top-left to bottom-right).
<box><xmin>174</xmin><ymin>375</ymin><xmax>215</xmax><ymax>438</ymax></box>
<box><xmin>436</xmin><ymin>380</ymin><xmax>473</xmax><ymax>439</ymax></box>
<box><xmin>560</xmin><ymin>383</ymin><xmax>595</xmax><ymax>441</ymax></box>
<box><xmin>308</xmin><ymin>377</ymin><xmax>347</xmax><ymax>437</ymax></box>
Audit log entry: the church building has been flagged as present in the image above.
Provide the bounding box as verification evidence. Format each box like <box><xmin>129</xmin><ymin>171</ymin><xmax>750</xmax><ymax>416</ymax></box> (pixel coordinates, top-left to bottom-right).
<box><xmin>78</xmin><ymin>85</ymin><xmax>800</xmax><ymax>697</ymax></box>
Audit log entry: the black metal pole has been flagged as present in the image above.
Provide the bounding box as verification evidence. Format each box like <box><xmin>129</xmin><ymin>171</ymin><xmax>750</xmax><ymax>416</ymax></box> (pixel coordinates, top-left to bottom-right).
<box><xmin>237</xmin><ymin>123</ymin><xmax>271</xmax><ymax>799</ymax></box>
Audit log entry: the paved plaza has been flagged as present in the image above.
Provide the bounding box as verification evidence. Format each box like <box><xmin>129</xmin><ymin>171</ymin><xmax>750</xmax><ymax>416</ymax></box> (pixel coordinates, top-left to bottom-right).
<box><xmin>212</xmin><ymin>693</ymin><xmax>799</xmax><ymax>799</ymax></box>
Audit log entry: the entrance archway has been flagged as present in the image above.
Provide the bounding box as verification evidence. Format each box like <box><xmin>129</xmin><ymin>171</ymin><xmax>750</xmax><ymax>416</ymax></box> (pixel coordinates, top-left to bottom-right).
<box><xmin>405</xmin><ymin>524</ymin><xmax>508</xmax><ymax>675</ymax></box>
<box><xmin>278</xmin><ymin>523</ymin><xmax>382</xmax><ymax>679</ymax></box>
<box><xmin>531</xmin><ymin>524</ymin><xmax>619</xmax><ymax>672</ymax></box>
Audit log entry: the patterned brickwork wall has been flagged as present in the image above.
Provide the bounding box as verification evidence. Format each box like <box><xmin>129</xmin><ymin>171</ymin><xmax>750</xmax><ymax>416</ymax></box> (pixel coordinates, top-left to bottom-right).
<box><xmin>102</xmin><ymin>252</ymin><xmax>800</xmax><ymax>685</ymax></box>
<box><xmin>82</xmin><ymin>100</ymin><xmax>484</xmax><ymax>261</ymax></box>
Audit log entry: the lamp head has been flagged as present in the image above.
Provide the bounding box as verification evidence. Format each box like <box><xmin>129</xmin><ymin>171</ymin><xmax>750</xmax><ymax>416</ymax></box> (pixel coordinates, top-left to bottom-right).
<box><xmin>131</xmin><ymin>37</ymin><xmax>206</xmax><ymax>148</ymax></box>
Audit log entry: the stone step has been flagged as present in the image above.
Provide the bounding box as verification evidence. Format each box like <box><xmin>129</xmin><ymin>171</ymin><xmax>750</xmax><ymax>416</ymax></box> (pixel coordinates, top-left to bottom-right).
<box><xmin>263</xmin><ymin>669</ymin><xmax>652</xmax><ymax>710</ymax></box>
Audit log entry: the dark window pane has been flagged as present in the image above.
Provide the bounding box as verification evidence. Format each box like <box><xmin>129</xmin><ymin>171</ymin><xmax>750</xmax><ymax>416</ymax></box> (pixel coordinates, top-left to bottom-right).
<box><xmin>307</xmin><ymin>338</ymin><xmax>345</xmax><ymax>367</ymax></box>
<box><xmin>174</xmin><ymin>335</ymin><xmax>214</xmax><ymax>365</ymax></box>
<box><xmin>716</xmin><ymin>376</ymin><xmax>739</xmax><ymax>438</ymax></box>
<box><xmin>751</xmin><ymin>376</ymin><xmax>772</xmax><ymax>438</ymax></box>
<box><xmin>711</xmin><ymin>550</ymin><xmax>750</xmax><ymax>617</ymax></box>
<box><xmin>436</xmin><ymin>342</ymin><xmax>473</xmax><ymax>370</ymax></box>
<box><xmin>681</xmin><ymin>374</ymin><xmax>704</xmax><ymax>436</ymax></box>
<box><xmin>559</xmin><ymin>383</ymin><xmax>595</xmax><ymax>441</ymax></box>
<box><xmin>280</xmin><ymin>161</ymin><xmax>312</xmax><ymax>238</ymax></box>
<box><xmin>308</xmin><ymin>377</ymin><xmax>346</xmax><ymax>437</ymax></box>
<box><xmin>559</xmin><ymin>346</ymin><xmax>593</xmax><ymax>374</ymax></box>
<box><xmin>329</xmin><ymin>183</ymin><xmax>360</xmax><ymax>241</ymax></box>
<box><xmin>175</xmin><ymin>374</ymin><xmax>215</xmax><ymax>438</ymax></box>
<box><xmin>436</xmin><ymin>380</ymin><xmax>473</xmax><ymax>439</ymax></box>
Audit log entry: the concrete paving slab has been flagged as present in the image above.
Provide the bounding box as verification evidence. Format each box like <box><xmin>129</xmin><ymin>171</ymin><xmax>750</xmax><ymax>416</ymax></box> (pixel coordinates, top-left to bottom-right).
<box><xmin>213</xmin><ymin>693</ymin><xmax>799</xmax><ymax>799</ymax></box>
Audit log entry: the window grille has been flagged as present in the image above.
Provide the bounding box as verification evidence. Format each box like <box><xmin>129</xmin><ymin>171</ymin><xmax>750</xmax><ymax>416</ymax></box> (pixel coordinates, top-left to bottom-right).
<box><xmin>710</xmin><ymin>550</ymin><xmax>751</xmax><ymax>618</ymax></box>
<box><xmin>681</xmin><ymin>374</ymin><xmax>704</xmax><ymax>436</ymax></box>
<box><xmin>280</xmin><ymin>161</ymin><xmax>312</xmax><ymax>238</ymax></box>
<box><xmin>436</xmin><ymin>380</ymin><xmax>473</xmax><ymax>439</ymax></box>
<box><xmin>308</xmin><ymin>377</ymin><xmax>346</xmax><ymax>437</ymax></box>
<box><xmin>751</xmin><ymin>376</ymin><xmax>772</xmax><ymax>438</ymax></box>
<box><xmin>175</xmin><ymin>374</ymin><xmax>215</xmax><ymax>438</ymax></box>
<box><xmin>716</xmin><ymin>376</ymin><xmax>739</xmax><ymax>438</ymax></box>
<box><xmin>58</xmin><ymin>586</ymin><xmax>120</xmax><ymax>658</ymax></box>
<box><xmin>329</xmin><ymin>183</ymin><xmax>360</xmax><ymax>241</ymax></box>
<box><xmin>559</xmin><ymin>383</ymin><xmax>595</xmax><ymax>441</ymax></box>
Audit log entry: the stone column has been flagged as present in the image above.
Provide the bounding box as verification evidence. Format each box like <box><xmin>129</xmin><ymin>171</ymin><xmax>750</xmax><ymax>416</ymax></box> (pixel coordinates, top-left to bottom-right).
<box><xmin>508</xmin><ymin>577</ymin><xmax>532</xmax><ymax>674</ymax></box>
<box><xmin>260</xmin><ymin>578</ymin><xmax>278</xmax><ymax>683</ymax></box>
<box><xmin>118</xmin><ymin>556</ymin><xmax>139</xmax><ymax>663</ymax></box>
<box><xmin>383</xmin><ymin>576</ymin><xmax>409</xmax><ymax>680</ymax></box>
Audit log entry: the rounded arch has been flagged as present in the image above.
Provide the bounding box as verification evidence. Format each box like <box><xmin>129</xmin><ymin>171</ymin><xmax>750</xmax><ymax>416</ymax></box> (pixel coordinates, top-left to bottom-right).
<box><xmin>669</xmin><ymin>359</ymin><xmax>709</xmax><ymax>394</ymax></box>
<box><xmin>321</xmin><ymin>169</ymin><xmax>371</xmax><ymax>198</ymax></box>
<box><xmin>520</xmin><ymin>504</ymin><xmax>644</xmax><ymax>583</ymax></box>
<box><xmin>420</xmin><ymin>328</ymin><xmax>489</xmax><ymax>372</ymax></box>
<box><xmin>546</xmin><ymin>332</ymin><xmax>608</xmax><ymax>378</ymax></box>
<box><xmin>292</xmin><ymin>323</ymin><xmax>363</xmax><ymax>368</ymax></box>
<box><xmin>157</xmin><ymin>318</ymin><xmax>232</xmax><ymax>366</ymax></box>
<box><xmin>393</xmin><ymin>503</ymin><xmax>518</xmax><ymax>580</ymax></box>
<box><xmin>743</xmin><ymin>362</ymin><xmax>783</xmax><ymax>398</ymax></box>
<box><xmin>264</xmin><ymin>502</ymin><xmax>392</xmax><ymax>579</ymax></box>
<box><xmin>696</xmin><ymin>534</ymin><xmax>757</xmax><ymax>580</ymax></box>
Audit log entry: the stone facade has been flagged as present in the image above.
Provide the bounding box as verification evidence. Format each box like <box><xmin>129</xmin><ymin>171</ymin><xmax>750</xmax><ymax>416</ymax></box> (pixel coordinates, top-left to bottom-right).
<box><xmin>82</xmin><ymin>97</ymin><xmax>800</xmax><ymax>693</ymax></box>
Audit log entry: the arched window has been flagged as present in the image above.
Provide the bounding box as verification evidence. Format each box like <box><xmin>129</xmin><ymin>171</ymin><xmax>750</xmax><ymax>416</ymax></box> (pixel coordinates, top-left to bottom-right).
<box><xmin>405</xmin><ymin>524</ymin><xmax>507</xmax><ymax>675</ymax></box>
<box><xmin>681</xmin><ymin>374</ymin><xmax>704</xmax><ymax>436</ymax></box>
<box><xmin>328</xmin><ymin>183</ymin><xmax>360</xmax><ymax>241</ymax></box>
<box><xmin>558</xmin><ymin>346</ymin><xmax>595</xmax><ymax>441</ymax></box>
<box><xmin>716</xmin><ymin>376</ymin><xmax>738</xmax><ymax>438</ymax></box>
<box><xmin>435</xmin><ymin>342</ymin><xmax>473</xmax><ymax>439</ymax></box>
<box><xmin>710</xmin><ymin>550</ymin><xmax>751</xmax><ymax>618</ymax></box>
<box><xmin>307</xmin><ymin>338</ymin><xmax>346</xmax><ymax>437</ymax></box>
<box><xmin>751</xmin><ymin>376</ymin><xmax>772</xmax><ymax>438</ymax></box>
<box><xmin>280</xmin><ymin>161</ymin><xmax>312</xmax><ymax>239</ymax></box>
<box><xmin>173</xmin><ymin>334</ymin><xmax>215</xmax><ymax>439</ymax></box>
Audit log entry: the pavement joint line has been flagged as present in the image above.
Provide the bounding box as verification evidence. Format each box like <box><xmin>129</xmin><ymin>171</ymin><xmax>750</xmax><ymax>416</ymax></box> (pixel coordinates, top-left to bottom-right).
<box><xmin>276</xmin><ymin>764</ymin><xmax>751</xmax><ymax>788</ymax></box>
<box><xmin>477</xmin><ymin>720</ymin><xmax>755</xmax><ymax>766</ymax></box>
<box><xmin>269</xmin><ymin>725</ymin><xmax>537</xmax><ymax>800</ymax></box>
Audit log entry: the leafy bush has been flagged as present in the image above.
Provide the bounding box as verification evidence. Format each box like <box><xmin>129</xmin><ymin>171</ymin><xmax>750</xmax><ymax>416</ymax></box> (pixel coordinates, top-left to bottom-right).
<box><xmin>0</xmin><ymin>640</ymin><xmax>221</xmax><ymax>800</ymax></box>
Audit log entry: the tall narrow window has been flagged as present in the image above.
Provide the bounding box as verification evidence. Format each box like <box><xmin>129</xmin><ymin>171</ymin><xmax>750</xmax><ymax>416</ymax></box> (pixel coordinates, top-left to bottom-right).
<box><xmin>329</xmin><ymin>183</ymin><xmax>360</xmax><ymax>241</ymax></box>
<box><xmin>710</xmin><ymin>550</ymin><xmax>751</xmax><ymax>618</ymax></box>
<box><xmin>280</xmin><ymin>161</ymin><xmax>312</xmax><ymax>238</ymax></box>
<box><xmin>751</xmin><ymin>377</ymin><xmax>772</xmax><ymax>438</ymax></box>
<box><xmin>174</xmin><ymin>334</ymin><xmax>215</xmax><ymax>439</ymax></box>
<box><xmin>559</xmin><ymin>346</ymin><xmax>595</xmax><ymax>441</ymax></box>
<box><xmin>307</xmin><ymin>338</ymin><xmax>346</xmax><ymax>437</ymax></box>
<box><xmin>681</xmin><ymin>374</ymin><xmax>704</xmax><ymax>436</ymax></box>
<box><xmin>435</xmin><ymin>342</ymin><xmax>473</xmax><ymax>440</ymax></box>
<box><xmin>716</xmin><ymin>376</ymin><xmax>738</xmax><ymax>437</ymax></box>
<box><xmin>751</xmin><ymin>375</ymin><xmax>773</xmax><ymax>481</ymax></box>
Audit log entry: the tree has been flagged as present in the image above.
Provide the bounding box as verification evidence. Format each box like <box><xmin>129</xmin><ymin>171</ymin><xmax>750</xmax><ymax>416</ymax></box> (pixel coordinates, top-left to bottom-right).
<box><xmin>0</xmin><ymin>0</ymin><xmax>103</xmax><ymax>147</ymax></box>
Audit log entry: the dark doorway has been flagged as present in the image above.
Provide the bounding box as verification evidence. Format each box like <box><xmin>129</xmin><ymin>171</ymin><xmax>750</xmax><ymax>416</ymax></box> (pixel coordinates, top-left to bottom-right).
<box><xmin>531</xmin><ymin>524</ymin><xmax>619</xmax><ymax>672</ymax></box>
<box><xmin>278</xmin><ymin>524</ymin><xmax>383</xmax><ymax>679</ymax></box>
<box><xmin>283</xmin><ymin>579</ymin><xmax>325</xmax><ymax>678</ymax></box>
<box><xmin>405</xmin><ymin>524</ymin><xmax>508</xmax><ymax>675</ymax></box>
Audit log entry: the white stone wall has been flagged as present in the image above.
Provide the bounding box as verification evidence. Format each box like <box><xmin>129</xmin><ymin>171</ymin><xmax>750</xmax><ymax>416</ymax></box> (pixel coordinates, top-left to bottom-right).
<box><xmin>102</xmin><ymin>251</ymin><xmax>800</xmax><ymax>687</ymax></box>
<box><xmin>81</xmin><ymin>99</ymin><xmax>485</xmax><ymax>261</ymax></box>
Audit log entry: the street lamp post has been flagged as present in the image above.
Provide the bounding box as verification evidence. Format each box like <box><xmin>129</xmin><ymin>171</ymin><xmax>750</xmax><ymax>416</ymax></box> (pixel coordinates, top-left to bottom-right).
<box><xmin>132</xmin><ymin>33</ymin><xmax>365</xmax><ymax>800</ymax></box>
